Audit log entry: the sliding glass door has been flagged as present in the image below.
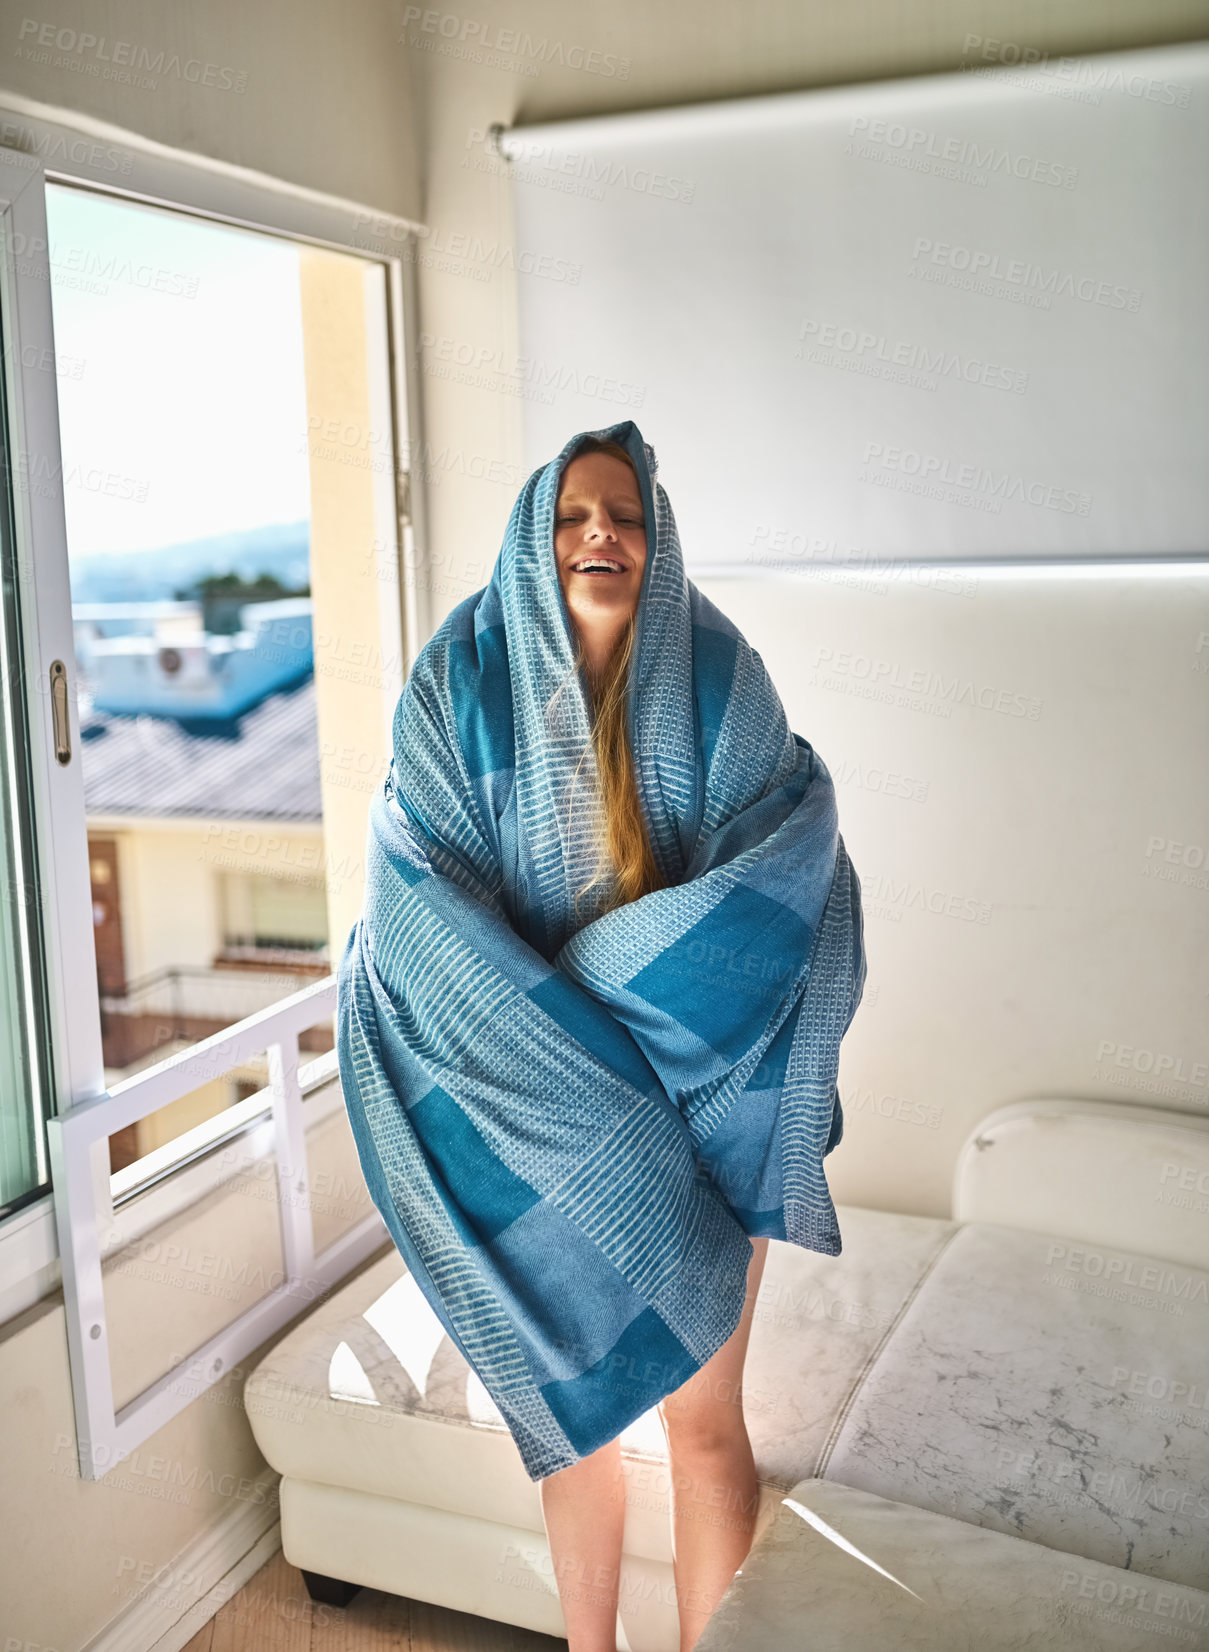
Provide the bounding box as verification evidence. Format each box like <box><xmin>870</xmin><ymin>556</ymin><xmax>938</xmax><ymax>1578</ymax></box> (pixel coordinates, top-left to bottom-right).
<box><xmin>0</xmin><ymin>147</ymin><xmax>102</xmax><ymax>1221</ymax></box>
<box><xmin>0</xmin><ymin>138</ymin><xmax>413</xmax><ymax>1475</ymax></box>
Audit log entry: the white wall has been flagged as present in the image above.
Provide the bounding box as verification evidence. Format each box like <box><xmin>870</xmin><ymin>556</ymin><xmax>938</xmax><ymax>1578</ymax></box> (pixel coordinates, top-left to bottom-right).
<box><xmin>705</xmin><ymin>566</ymin><xmax>1208</xmax><ymax>1216</ymax></box>
<box><xmin>0</xmin><ymin>1100</ymin><xmax>376</xmax><ymax>1652</ymax></box>
<box><xmin>2</xmin><ymin>0</ymin><xmax>420</xmax><ymax>219</ymax></box>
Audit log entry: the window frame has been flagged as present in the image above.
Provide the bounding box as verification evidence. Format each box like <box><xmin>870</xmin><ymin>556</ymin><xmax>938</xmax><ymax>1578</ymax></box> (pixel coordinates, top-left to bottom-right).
<box><xmin>0</xmin><ymin>103</ymin><xmax>428</xmax><ymax>1451</ymax></box>
<box><xmin>0</xmin><ymin>143</ymin><xmax>102</xmax><ymax>1237</ymax></box>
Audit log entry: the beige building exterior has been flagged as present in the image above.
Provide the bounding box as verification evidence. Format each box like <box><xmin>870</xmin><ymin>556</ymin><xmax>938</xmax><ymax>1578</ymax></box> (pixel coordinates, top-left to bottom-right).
<box><xmin>87</xmin><ymin>813</ymin><xmax>330</xmax><ymax>1158</ymax></box>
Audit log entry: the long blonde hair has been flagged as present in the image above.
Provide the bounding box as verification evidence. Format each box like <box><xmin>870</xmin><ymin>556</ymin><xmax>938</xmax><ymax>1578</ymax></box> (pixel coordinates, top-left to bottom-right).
<box><xmin>561</xmin><ymin>438</ymin><xmax>664</xmax><ymax>918</ymax></box>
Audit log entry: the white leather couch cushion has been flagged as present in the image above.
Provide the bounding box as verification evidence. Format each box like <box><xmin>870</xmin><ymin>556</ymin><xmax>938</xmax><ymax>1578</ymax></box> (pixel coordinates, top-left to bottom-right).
<box><xmin>819</xmin><ymin>1222</ymin><xmax>1209</xmax><ymax>1589</ymax></box>
<box><xmin>245</xmin><ymin>1204</ymin><xmax>955</xmax><ymax>1563</ymax></box>
<box><xmin>695</xmin><ymin>1477</ymin><xmax>1209</xmax><ymax>1651</ymax></box>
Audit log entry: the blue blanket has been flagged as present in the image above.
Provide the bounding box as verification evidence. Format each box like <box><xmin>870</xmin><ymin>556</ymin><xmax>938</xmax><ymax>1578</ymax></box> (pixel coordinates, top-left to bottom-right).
<box><xmin>336</xmin><ymin>419</ymin><xmax>866</xmax><ymax>1481</ymax></box>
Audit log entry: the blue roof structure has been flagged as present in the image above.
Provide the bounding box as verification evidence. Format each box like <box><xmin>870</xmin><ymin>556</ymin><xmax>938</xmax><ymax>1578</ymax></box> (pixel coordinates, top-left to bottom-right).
<box><xmin>78</xmin><ymin>597</ymin><xmax>314</xmax><ymax>721</ymax></box>
<box><xmin>79</xmin><ymin>671</ymin><xmax>322</xmax><ymax>824</ymax></box>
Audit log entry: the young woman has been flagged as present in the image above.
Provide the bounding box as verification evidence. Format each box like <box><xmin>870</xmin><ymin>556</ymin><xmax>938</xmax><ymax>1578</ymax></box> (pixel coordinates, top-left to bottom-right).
<box><xmin>337</xmin><ymin>420</ymin><xmax>865</xmax><ymax>1652</ymax></box>
<box><xmin>539</xmin><ymin>436</ymin><xmax>773</xmax><ymax>1652</ymax></box>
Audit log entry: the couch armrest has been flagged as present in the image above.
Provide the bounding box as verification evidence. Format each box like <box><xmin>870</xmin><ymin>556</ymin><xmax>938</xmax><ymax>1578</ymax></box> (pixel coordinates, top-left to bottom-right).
<box><xmin>953</xmin><ymin>1098</ymin><xmax>1209</xmax><ymax>1270</ymax></box>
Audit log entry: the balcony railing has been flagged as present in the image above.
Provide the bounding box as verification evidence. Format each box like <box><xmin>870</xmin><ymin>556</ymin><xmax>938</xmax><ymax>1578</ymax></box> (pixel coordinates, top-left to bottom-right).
<box><xmin>99</xmin><ymin>959</ymin><xmax>333</xmax><ymax>1070</ymax></box>
<box><xmin>49</xmin><ymin>972</ymin><xmax>386</xmax><ymax>1481</ymax></box>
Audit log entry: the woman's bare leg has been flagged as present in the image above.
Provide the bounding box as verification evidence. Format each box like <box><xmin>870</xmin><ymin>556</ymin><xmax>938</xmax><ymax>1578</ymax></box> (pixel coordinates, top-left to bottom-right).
<box><xmin>657</xmin><ymin>1235</ymin><xmax>771</xmax><ymax>1652</ymax></box>
<box><xmin>539</xmin><ymin>1432</ymin><xmax>626</xmax><ymax>1652</ymax></box>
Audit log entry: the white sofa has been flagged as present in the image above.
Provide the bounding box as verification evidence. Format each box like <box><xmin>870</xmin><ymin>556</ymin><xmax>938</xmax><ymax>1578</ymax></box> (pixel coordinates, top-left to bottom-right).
<box><xmin>245</xmin><ymin>1098</ymin><xmax>1209</xmax><ymax>1650</ymax></box>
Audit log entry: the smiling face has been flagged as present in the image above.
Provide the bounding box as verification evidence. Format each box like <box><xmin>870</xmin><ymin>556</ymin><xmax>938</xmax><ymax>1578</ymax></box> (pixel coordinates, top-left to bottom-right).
<box><xmin>554</xmin><ymin>452</ymin><xmax>647</xmax><ymax>669</ymax></box>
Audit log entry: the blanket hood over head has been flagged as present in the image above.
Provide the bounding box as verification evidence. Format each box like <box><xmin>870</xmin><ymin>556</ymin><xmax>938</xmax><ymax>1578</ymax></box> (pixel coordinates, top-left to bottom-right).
<box><xmin>337</xmin><ymin>418</ymin><xmax>867</xmax><ymax>1480</ymax></box>
<box><xmin>444</xmin><ymin>417</ymin><xmax>751</xmax><ymax>959</ymax></box>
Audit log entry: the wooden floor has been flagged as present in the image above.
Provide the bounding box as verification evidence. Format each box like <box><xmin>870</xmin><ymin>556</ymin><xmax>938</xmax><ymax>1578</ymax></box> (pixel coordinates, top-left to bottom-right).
<box><xmin>183</xmin><ymin>1550</ymin><xmax>567</xmax><ymax>1652</ymax></box>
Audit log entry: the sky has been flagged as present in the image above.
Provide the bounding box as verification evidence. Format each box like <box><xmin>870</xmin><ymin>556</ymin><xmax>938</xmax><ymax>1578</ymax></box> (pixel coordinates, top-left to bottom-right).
<box><xmin>45</xmin><ymin>182</ymin><xmax>313</xmax><ymax>559</ymax></box>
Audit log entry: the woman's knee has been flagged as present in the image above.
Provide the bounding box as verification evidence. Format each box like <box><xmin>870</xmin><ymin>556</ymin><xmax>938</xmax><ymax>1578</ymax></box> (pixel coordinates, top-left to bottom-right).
<box><xmin>658</xmin><ymin>1384</ymin><xmax>749</xmax><ymax>1457</ymax></box>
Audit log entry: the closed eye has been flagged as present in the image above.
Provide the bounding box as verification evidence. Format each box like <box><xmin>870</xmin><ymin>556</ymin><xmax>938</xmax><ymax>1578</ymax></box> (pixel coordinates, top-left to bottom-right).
<box><xmin>556</xmin><ymin>515</ymin><xmax>645</xmax><ymax>526</ymax></box>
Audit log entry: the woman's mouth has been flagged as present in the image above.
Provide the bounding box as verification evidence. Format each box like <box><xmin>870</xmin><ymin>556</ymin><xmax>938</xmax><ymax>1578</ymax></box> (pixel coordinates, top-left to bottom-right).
<box><xmin>569</xmin><ymin>557</ymin><xmax>627</xmax><ymax>576</ymax></box>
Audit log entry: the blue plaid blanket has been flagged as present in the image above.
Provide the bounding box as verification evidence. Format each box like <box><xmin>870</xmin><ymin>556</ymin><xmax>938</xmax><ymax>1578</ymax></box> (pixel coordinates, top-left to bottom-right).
<box><xmin>336</xmin><ymin>419</ymin><xmax>866</xmax><ymax>1481</ymax></box>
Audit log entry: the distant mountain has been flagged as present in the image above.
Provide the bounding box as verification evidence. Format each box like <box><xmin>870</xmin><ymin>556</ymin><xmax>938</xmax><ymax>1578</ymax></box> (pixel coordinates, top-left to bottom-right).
<box><xmin>70</xmin><ymin>522</ymin><xmax>311</xmax><ymax>605</ymax></box>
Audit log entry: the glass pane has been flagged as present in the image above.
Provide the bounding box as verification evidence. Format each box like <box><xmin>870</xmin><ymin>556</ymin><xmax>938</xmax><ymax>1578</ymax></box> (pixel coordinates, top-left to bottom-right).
<box><xmin>43</xmin><ymin>183</ymin><xmax>395</xmax><ymax>1180</ymax></box>
<box><xmin>0</xmin><ymin>275</ymin><xmax>55</xmax><ymax>1215</ymax></box>
<box><xmin>304</xmin><ymin>1078</ymin><xmax>379</xmax><ymax>1254</ymax></box>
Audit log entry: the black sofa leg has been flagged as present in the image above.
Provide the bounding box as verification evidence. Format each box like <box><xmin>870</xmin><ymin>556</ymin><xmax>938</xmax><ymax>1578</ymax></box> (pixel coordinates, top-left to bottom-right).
<box><xmin>301</xmin><ymin>1569</ymin><xmax>363</xmax><ymax>1608</ymax></box>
